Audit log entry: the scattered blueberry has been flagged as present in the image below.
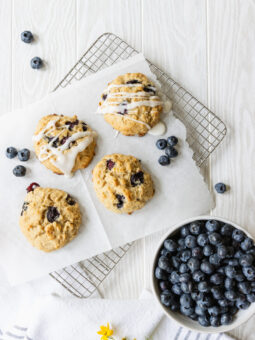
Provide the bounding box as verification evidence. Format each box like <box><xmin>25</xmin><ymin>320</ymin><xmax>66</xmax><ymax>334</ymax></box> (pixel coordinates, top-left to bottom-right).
<box><xmin>232</xmin><ymin>229</ymin><xmax>245</xmax><ymax>243</ymax></box>
<box><xmin>205</xmin><ymin>220</ymin><xmax>220</xmax><ymax>232</ymax></box>
<box><xmin>31</xmin><ymin>56</ymin><xmax>43</xmax><ymax>69</ymax></box>
<box><xmin>179</xmin><ymin>263</ymin><xmax>189</xmax><ymax>274</ymax></box>
<box><xmin>221</xmin><ymin>223</ymin><xmax>233</xmax><ymax>236</ymax></box>
<box><xmin>189</xmin><ymin>221</ymin><xmax>202</xmax><ymax>235</ymax></box>
<box><xmin>187</xmin><ymin>257</ymin><xmax>200</xmax><ymax>272</ymax></box>
<box><xmin>18</xmin><ymin>148</ymin><xmax>30</xmax><ymax>161</ymax></box>
<box><xmin>179</xmin><ymin>273</ymin><xmax>191</xmax><ymax>283</ymax></box>
<box><xmin>225</xmin><ymin>266</ymin><xmax>237</xmax><ymax>279</ymax></box>
<box><xmin>164</xmin><ymin>239</ymin><xmax>177</xmax><ymax>252</ymax></box>
<box><xmin>106</xmin><ymin>159</ymin><xmax>115</xmax><ymax>170</ymax></box>
<box><xmin>13</xmin><ymin>165</ymin><xmax>26</xmax><ymax>177</ymax></box>
<box><xmin>155</xmin><ymin>267</ymin><xmax>168</xmax><ymax>280</ymax></box>
<box><xmin>192</xmin><ymin>247</ymin><xmax>203</xmax><ymax>259</ymax></box>
<box><xmin>170</xmin><ymin>271</ymin><xmax>180</xmax><ymax>284</ymax></box>
<box><xmin>240</xmin><ymin>254</ymin><xmax>254</xmax><ymax>267</ymax></box>
<box><xmin>221</xmin><ymin>313</ymin><xmax>233</xmax><ymax>325</ymax></box>
<box><xmin>197</xmin><ymin>233</ymin><xmax>208</xmax><ymax>247</ymax></box>
<box><xmin>181</xmin><ymin>281</ymin><xmax>193</xmax><ymax>294</ymax></box>
<box><xmin>167</xmin><ymin>136</ymin><xmax>178</xmax><ymax>147</ymax></box>
<box><xmin>201</xmin><ymin>261</ymin><xmax>215</xmax><ymax>275</ymax></box>
<box><xmin>247</xmin><ymin>293</ymin><xmax>255</xmax><ymax>303</ymax></box>
<box><xmin>198</xmin><ymin>281</ymin><xmax>210</xmax><ymax>293</ymax></box>
<box><xmin>241</xmin><ymin>238</ymin><xmax>254</xmax><ymax>251</ymax></box>
<box><xmin>185</xmin><ymin>235</ymin><xmax>197</xmax><ymax>248</ymax></box>
<box><xmin>160</xmin><ymin>290</ymin><xmax>174</xmax><ymax>307</ymax></box>
<box><xmin>156</xmin><ymin>139</ymin><xmax>167</xmax><ymax>150</ymax></box>
<box><xmin>238</xmin><ymin>282</ymin><xmax>251</xmax><ymax>295</ymax></box>
<box><xmin>243</xmin><ymin>266</ymin><xmax>255</xmax><ymax>281</ymax></box>
<box><xmin>21</xmin><ymin>30</ymin><xmax>33</xmax><ymax>43</ymax></box>
<box><xmin>6</xmin><ymin>146</ymin><xmax>18</xmax><ymax>159</ymax></box>
<box><xmin>215</xmin><ymin>182</ymin><xmax>227</xmax><ymax>194</ymax></box>
<box><xmin>66</xmin><ymin>194</ymin><xmax>76</xmax><ymax>206</ymax></box>
<box><xmin>225</xmin><ymin>278</ymin><xmax>235</xmax><ymax>290</ymax></box>
<box><xmin>210</xmin><ymin>315</ymin><xmax>220</xmax><ymax>327</ymax></box>
<box><xmin>203</xmin><ymin>244</ymin><xmax>214</xmax><ymax>257</ymax></box>
<box><xmin>115</xmin><ymin>194</ymin><xmax>125</xmax><ymax>209</ymax></box>
<box><xmin>235</xmin><ymin>295</ymin><xmax>250</xmax><ymax>310</ymax></box>
<box><xmin>217</xmin><ymin>245</ymin><xmax>228</xmax><ymax>259</ymax></box>
<box><xmin>158</xmin><ymin>256</ymin><xmax>172</xmax><ymax>273</ymax></box>
<box><xmin>198</xmin><ymin>315</ymin><xmax>210</xmax><ymax>327</ymax></box>
<box><xmin>209</xmin><ymin>254</ymin><xmax>221</xmax><ymax>266</ymax></box>
<box><xmin>158</xmin><ymin>155</ymin><xmax>170</xmax><ymax>166</ymax></box>
<box><xmin>172</xmin><ymin>284</ymin><xmax>182</xmax><ymax>295</ymax></box>
<box><xmin>180</xmin><ymin>225</ymin><xmax>190</xmax><ymax>238</ymax></box>
<box><xmin>159</xmin><ymin>280</ymin><xmax>171</xmax><ymax>291</ymax></box>
<box><xmin>193</xmin><ymin>270</ymin><xmax>206</xmax><ymax>282</ymax></box>
<box><xmin>165</xmin><ymin>146</ymin><xmax>178</xmax><ymax>158</ymax></box>
<box><xmin>210</xmin><ymin>273</ymin><xmax>224</xmax><ymax>285</ymax></box>
<box><xmin>208</xmin><ymin>232</ymin><xmax>221</xmax><ymax>246</ymax></box>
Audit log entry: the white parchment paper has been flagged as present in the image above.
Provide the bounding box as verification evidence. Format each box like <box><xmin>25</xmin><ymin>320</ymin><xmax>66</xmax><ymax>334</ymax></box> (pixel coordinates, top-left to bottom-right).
<box><xmin>0</xmin><ymin>54</ymin><xmax>214</xmax><ymax>285</ymax></box>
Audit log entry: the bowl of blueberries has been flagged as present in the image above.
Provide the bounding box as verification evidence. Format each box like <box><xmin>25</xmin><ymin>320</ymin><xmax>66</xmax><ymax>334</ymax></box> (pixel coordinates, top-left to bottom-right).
<box><xmin>152</xmin><ymin>216</ymin><xmax>255</xmax><ymax>333</ymax></box>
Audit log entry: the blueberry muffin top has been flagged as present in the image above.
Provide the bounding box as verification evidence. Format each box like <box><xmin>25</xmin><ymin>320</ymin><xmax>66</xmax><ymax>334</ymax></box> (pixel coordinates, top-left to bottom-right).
<box><xmin>92</xmin><ymin>153</ymin><xmax>154</xmax><ymax>214</ymax></box>
<box><xmin>33</xmin><ymin>114</ymin><xmax>97</xmax><ymax>176</ymax></box>
<box><xmin>97</xmin><ymin>73</ymin><xmax>163</xmax><ymax>136</ymax></box>
<box><xmin>19</xmin><ymin>186</ymin><xmax>81</xmax><ymax>252</ymax></box>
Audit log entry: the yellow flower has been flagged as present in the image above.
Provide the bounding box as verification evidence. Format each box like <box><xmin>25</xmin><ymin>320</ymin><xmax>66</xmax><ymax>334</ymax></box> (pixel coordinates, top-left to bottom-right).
<box><xmin>97</xmin><ymin>323</ymin><xmax>114</xmax><ymax>340</ymax></box>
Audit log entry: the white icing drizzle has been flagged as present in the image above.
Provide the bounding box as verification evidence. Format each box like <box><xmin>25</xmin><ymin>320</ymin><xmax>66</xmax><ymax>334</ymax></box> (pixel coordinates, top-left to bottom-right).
<box><xmin>97</xmin><ymin>82</ymin><xmax>163</xmax><ymax>129</ymax></box>
<box><xmin>33</xmin><ymin>117</ymin><xmax>96</xmax><ymax>177</ymax></box>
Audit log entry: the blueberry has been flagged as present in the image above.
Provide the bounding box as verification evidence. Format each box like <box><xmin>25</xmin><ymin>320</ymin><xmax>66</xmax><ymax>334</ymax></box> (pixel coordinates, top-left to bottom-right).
<box><xmin>180</xmin><ymin>294</ymin><xmax>193</xmax><ymax>307</ymax></box>
<box><xmin>164</xmin><ymin>239</ymin><xmax>177</xmax><ymax>252</ymax></box>
<box><xmin>241</xmin><ymin>238</ymin><xmax>253</xmax><ymax>251</ymax></box>
<box><xmin>193</xmin><ymin>270</ymin><xmax>206</xmax><ymax>282</ymax></box>
<box><xmin>243</xmin><ymin>266</ymin><xmax>255</xmax><ymax>280</ymax></box>
<box><xmin>225</xmin><ymin>266</ymin><xmax>237</xmax><ymax>279</ymax></box>
<box><xmin>160</xmin><ymin>290</ymin><xmax>174</xmax><ymax>307</ymax></box>
<box><xmin>171</xmin><ymin>256</ymin><xmax>181</xmax><ymax>268</ymax></box>
<box><xmin>240</xmin><ymin>254</ymin><xmax>254</xmax><ymax>267</ymax></box>
<box><xmin>13</xmin><ymin>165</ymin><xmax>26</xmax><ymax>177</ymax></box>
<box><xmin>192</xmin><ymin>247</ymin><xmax>203</xmax><ymax>259</ymax></box>
<box><xmin>181</xmin><ymin>281</ymin><xmax>193</xmax><ymax>294</ymax></box>
<box><xmin>225</xmin><ymin>278</ymin><xmax>235</xmax><ymax>290</ymax></box>
<box><xmin>234</xmin><ymin>250</ymin><xmax>244</xmax><ymax>259</ymax></box>
<box><xmin>179</xmin><ymin>263</ymin><xmax>189</xmax><ymax>273</ymax></box>
<box><xmin>180</xmin><ymin>305</ymin><xmax>194</xmax><ymax>316</ymax></box>
<box><xmin>210</xmin><ymin>315</ymin><xmax>220</xmax><ymax>327</ymax></box>
<box><xmin>172</xmin><ymin>284</ymin><xmax>182</xmax><ymax>295</ymax></box>
<box><xmin>31</xmin><ymin>56</ymin><xmax>43</xmax><ymax>69</ymax></box>
<box><xmin>235</xmin><ymin>295</ymin><xmax>250</xmax><ymax>310</ymax></box>
<box><xmin>177</xmin><ymin>238</ymin><xmax>186</xmax><ymax>250</ymax></box>
<box><xmin>116</xmin><ymin>194</ymin><xmax>125</xmax><ymax>209</ymax></box>
<box><xmin>208</xmin><ymin>306</ymin><xmax>220</xmax><ymax>316</ymax></box>
<box><xmin>159</xmin><ymin>280</ymin><xmax>171</xmax><ymax>291</ymax></box>
<box><xmin>179</xmin><ymin>273</ymin><xmax>191</xmax><ymax>283</ymax></box>
<box><xmin>158</xmin><ymin>155</ymin><xmax>170</xmax><ymax>166</ymax></box>
<box><xmin>201</xmin><ymin>261</ymin><xmax>215</xmax><ymax>275</ymax></box>
<box><xmin>195</xmin><ymin>305</ymin><xmax>206</xmax><ymax>316</ymax></box>
<box><xmin>189</xmin><ymin>313</ymin><xmax>198</xmax><ymax>320</ymax></box>
<box><xmin>165</xmin><ymin>146</ymin><xmax>178</xmax><ymax>158</ymax></box>
<box><xmin>235</xmin><ymin>271</ymin><xmax>245</xmax><ymax>282</ymax></box>
<box><xmin>170</xmin><ymin>303</ymin><xmax>179</xmax><ymax>312</ymax></box>
<box><xmin>198</xmin><ymin>281</ymin><xmax>210</xmax><ymax>293</ymax></box>
<box><xmin>18</xmin><ymin>148</ymin><xmax>30</xmax><ymax>161</ymax></box>
<box><xmin>180</xmin><ymin>225</ymin><xmax>190</xmax><ymax>237</ymax></box>
<box><xmin>197</xmin><ymin>233</ymin><xmax>208</xmax><ymax>247</ymax></box>
<box><xmin>205</xmin><ymin>220</ymin><xmax>220</xmax><ymax>232</ymax></box>
<box><xmin>47</xmin><ymin>206</ymin><xmax>60</xmax><ymax>223</ymax></box>
<box><xmin>232</xmin><ymin>229</ymin><xmax>245</xmax><ymax>242</ymax></box>
<box><xmin>215</xmin><ymin>182</ymin><xmax>227</xmax><ymax>194</ymax></box>
<box><xmin>209</xmin><ymin>254</ymin><xmax>221</xmax><ymax>266</ymax></box>
<box><xmin>227</xmin><ymin>258</ymin><xmax>239</xmax><ymax>266</ymax></box>
<box><xmin>167</xmin><ymin>136</ymin><xmax>178</xmax><ymax>147</ymax></box>
<box><xmin>211</xmin><ymin>287</ymin><xmax>224</xmax><ymax>300</ymax></box>
<box><xmin>156</xmin><ymin>139</ymin><xmax>167</xmax><ymax>150</ymax></box>
<box><xmin>230</xmin><ymin>306</ymin><xmax>238</xmax><ymax>315</ymax></box>
<box><xmin>170</xmin><ymin>271</ymin><xmax>180</xmax><ymax>284</ymax></box>
<box><xmin>185</xmin><ymin>235</ymin><xmax>197</xmax><ymax>248</ymax></box>
<box><xmin>130</xmin><ymin>171</ymin><xmax>144</xmax><ymax>187</ymax></box>
<box><xmin>221</xmin><ymin>223</ymin><xmax>233</xmax><ymax>236</ymax></box>
<box><xmin>208</xmin><ymin>232</ymin><xmax>221</xmax><ymax>246</ymax></box>
<box><xmin>6</xmin><ymin>146</ymin><xmax>17</xmax><ymax>159</ymax></box>
<box><xmin>160</xmin><ymin>248</ymin><xmax>170</xmax><ymax>257</ymax></box>
<box><xmin>225</xmin><ymin>290</ymin><xmax>237</xmax><ymax>301</ymax></box>
<box><xmin>220</xmin><ymin>313</ymin><xmax>233</xmax><ymax>325</ymax></box>
<box><xmin>203</xmin><ymin>245</ymin><xmax>214</xmax><ymax>257</ymax></box>
<box><xmin>180</xmin><ymin>249</ymin><xmax>191</xmax><ymax>262</ymax></box>
<box><xmin>210</xmin><ymin>273</ymin><xmax>224</xmax><ymax>285</ymax></box>
<box><xmin>247</xmin><ymin>293</ymin><xmax>255</xmax><ymax>303</ymax></box>
<box><xmin>155</xmin><ymin>267</ymin><xmax>168</xmax><ymax>280</ymax></box>
<box><xmin>158</xmin><ymin>256</ymin><xmax>172</xmax><ymax>273</ymax></box>
<box><xmin>218</xmin><ymin>299</ymin><xmax>230</xmax><ymax>307</ymax></box>
<box><xmin>198</xmin><ymin>315</ymin><xmax>210</xmax><ymax>327</ymax></box>
<box><xmin>217</xmin><ymin>245</ymin><xmax>228</xmax><ymax>259</ymax></box>
<box><xmin>238</xmin><ymin>282</ymin><xmax>251</xmax><ymax>295</ymax></box>
<box><xmin>187</xmin><ymin>257</ymin><xmax>200</xmax><ymax>272</ymax></box>
<box><xmin>21</xmin><ymin>30</ymin><xmax>33</xmax><ymax>43</ymax></box>
<box><xmin>247</xmin><ymin>247</ymin><xmax>255</xmax><ymax>257</ymax></box>
<box><xmin>191</xmin><ymin>291</ymin><xmax>204</xmax><ymax>302</ymax></box>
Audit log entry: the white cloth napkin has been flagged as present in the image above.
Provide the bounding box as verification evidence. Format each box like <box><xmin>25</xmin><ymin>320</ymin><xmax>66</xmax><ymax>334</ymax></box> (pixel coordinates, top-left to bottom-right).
<box><xmin>0</xmin><ymin>290</ymin><xmax>234</xmax><ymax>340</ymax></box>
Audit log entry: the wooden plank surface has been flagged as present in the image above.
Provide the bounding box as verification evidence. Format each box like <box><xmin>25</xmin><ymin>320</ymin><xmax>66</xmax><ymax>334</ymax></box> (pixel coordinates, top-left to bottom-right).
<box><xmin>208</xmin><ymin>1</ymin><xmax>255</xmax><ymax>339</ymax></box>
<box><xmin>0</xmin><ymin>0</ymin><xmax>255</xmax><ymax>338</ymax></box>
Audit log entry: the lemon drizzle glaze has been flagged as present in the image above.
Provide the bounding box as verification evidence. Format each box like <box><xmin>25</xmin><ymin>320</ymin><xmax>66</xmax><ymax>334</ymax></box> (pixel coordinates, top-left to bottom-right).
<box><xmin>97</xmin><ymin>82</ymin><xmax>162</xmax><ymax>129</ymax></box>
<box><xmin>33</xmin><ymin>117</ymin><xmax>96</xmax><ymax>177</ymax></box>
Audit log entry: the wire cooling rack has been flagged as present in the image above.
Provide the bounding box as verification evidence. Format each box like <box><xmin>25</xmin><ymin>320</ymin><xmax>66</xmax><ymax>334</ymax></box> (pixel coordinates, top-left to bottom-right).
<box><xmin>50</xmin><ymin>33</ymin><xmax>227</xmax><ymax>298</ymax></box>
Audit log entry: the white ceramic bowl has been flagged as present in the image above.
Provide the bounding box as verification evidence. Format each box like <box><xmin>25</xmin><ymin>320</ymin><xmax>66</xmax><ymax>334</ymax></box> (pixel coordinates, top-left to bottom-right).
<box><xmin>151</xmin><ymin>215</ymin><xmax>255</xmax><ymax>333</ymax></box>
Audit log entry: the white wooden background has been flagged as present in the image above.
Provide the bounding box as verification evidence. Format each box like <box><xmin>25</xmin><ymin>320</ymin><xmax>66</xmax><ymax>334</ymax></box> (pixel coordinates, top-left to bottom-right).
<box><xmin>0</xmin><ymin>0</ymin><xmax>255</xmax><ymax>338</ymax></box>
